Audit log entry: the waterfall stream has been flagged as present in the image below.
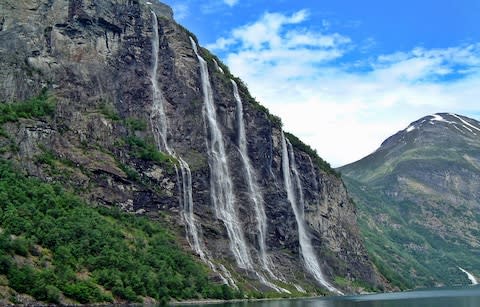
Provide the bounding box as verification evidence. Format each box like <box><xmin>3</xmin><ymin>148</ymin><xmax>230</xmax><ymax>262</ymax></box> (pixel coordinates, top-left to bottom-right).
<box><xmin>150</xmin><ymin>12</ymin><xmax>170</xmax><ymax>152</ymax></box>
<box><xmin>151</xmin><ymin>12</ymin><xmax>201</xmax><ymax>261</ymax></box>
<box><xmin>231</xmin><ymin>80</ymin><xmax>290</xmax><ymax>293</ymax></box>
<box><xmin>281</xmin><ymin>133</ymin><xmax>342</xmax><ymax>294</ymax></box>
<box><xmin>150</xmin><ymin>13</ymin><xmax>235</xmax><ymax>287</ymax></box>
<box><xmin>459</xmin><ymin>267</ymin><xmax>479</xmax><ymax>285</ymax></box>
<box><xmin>231</xmin><ymin>80</ymin><xmax>270</xmax><ymax>271</ymax></box>
<box><xmin>307</xmin><ymin>156</ymin><xmax>319</xmax><ymax>193</ymax></box>
<box><xmin>213</xmin><ymin>59</ymin><xmax>224</xmax><ymax>74</ymax></box>
<box><xmin>190</xmin><ymin>37</ymin><xmax>253</xmax><ymax>270</ymax></box>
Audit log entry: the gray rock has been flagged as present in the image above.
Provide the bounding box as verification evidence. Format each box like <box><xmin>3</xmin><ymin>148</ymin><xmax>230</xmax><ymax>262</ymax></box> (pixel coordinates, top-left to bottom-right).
<box><xmin>0</xmin><ymin>0</ymin><xmax>384</xmax><ymax>293</ymax></box>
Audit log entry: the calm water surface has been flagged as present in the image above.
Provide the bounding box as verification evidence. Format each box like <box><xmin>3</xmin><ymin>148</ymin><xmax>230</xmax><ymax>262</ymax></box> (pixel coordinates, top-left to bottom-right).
<box><xmin>179</xmin><ymin>286</ymin><xmax>480</xmax><ymax>307</ymax></box>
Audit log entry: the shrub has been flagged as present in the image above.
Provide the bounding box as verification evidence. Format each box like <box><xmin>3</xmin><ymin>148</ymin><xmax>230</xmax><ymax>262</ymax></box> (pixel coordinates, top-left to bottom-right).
<box><xmin>0</xmin><ymin>89</ymin><xmax>55</xmax><ymax>124</ymax></box>
<box><xmin>99</xmin><ymin>102</ymin><xmax>120</xmax><ymax>121</ymax></box>
<box><xmin>125</xmin><ymin>136</ymin><xmax>178</xmax><ymax>167</ymax></box>
<box><xmin>125</xmin><ymin>118</ymin><xmax>147</xmax><ymax>132</ymax></box>
<box><xmin>284</xmin><ymin>132</ymin><xmax>339</xmax><ymax>177</ymax></box>
<box><xmin>63</xmin><ymin>280</ymin><xmax>105</xmax><ymax>304</ymax></box>
<box><xmin>0</xmin><ymin>159</ymin><xmax>234</xmax><ymax>303</ymax></box>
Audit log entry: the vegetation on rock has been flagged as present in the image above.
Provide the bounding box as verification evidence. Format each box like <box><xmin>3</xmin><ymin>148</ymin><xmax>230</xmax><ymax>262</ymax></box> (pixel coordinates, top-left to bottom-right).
<box><xmin>0</xmin><ymin>160</ymin><xmax>239</xmax><ymax>304</ymax></box>
<box><xmin>0</xmin><ymin>89</ymin><xmax>55</xmax><ymax>125</ymax></box>
<box><xmin>285</xmin><ymin>132</ymin><xmax>339</xmax><ymax>177</ymax></box>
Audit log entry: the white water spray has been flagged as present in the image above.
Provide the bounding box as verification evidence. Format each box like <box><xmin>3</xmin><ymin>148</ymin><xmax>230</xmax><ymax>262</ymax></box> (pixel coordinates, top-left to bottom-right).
<box><xmin>213</xmin><ymin>59</ymin><xmax>224</xmax><ymax>74</ymax></box>
<box><xmin>459</xmin><ymin>267</ymin><xmax>478</xmax><ymax>285</ymax></box>
<box><xmin>190</xmin><ymin>37</ymin><xmax>253</xmax><ymax>270</ymax></box>
<box><xmin>150</xmin><ymin>14</ymin><xmax>235</xmax><ymax>287</ymax></box>
<box><xmin>281</xmin><ymin>133</ymin><xmax>342</xmax><ymax>295</ymax></box>
<box><xmin>150</xmin><ymin>12</ymin><xmax>170</xmax><ymax>152</ymax></box>
<box><xmin>231</xmin><ymin>80</ymin><xmax>270</xmax><ymax>270</ymax></box>
<box><xmin>151</xmin><ymin>12</ymin><xmax>200</xmax><ymax>258</ymax></box>
<box><xmin>307</xmin><ymin>156</ymin><xmax>319</xmax><ymax>193</ymax></box>
<box><xmin>231</xmin><ymin>80</ymin><xmax>290</xmax><ymax>293</ymax></box>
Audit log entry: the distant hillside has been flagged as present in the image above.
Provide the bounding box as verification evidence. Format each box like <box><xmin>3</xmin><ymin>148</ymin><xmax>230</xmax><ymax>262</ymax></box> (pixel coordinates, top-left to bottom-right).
<box><xmin>339</xmin><ymin>113</ymin><xmax>480</xmax><ymax>288</ymax></box>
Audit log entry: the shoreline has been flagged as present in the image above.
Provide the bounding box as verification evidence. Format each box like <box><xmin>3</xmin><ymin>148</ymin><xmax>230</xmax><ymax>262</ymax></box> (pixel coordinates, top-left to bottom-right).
<box><xmin>169</xmin><ymin>295</ymin><xmax>327</xmax><ymax>306</ymax></box>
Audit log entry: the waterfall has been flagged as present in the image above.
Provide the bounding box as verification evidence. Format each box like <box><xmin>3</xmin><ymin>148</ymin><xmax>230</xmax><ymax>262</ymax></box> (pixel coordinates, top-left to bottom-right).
<box><xmin>307</xmin><ymin>156</ymin><xmax>319</xmax><ymax>193</ymax></box>
<box><xmin>213</xmin><ymin>59</ymin><xmax>224</xmax><ymax>74</ymax></box>
<box><xmin>150</xmin><ymin>12</ymin><xmax>170</xmax><ymax>152</ymax></box>
<box><xmin>189</xmin><ymin>37</ymin><xmax>253</xmax><ymax>270</ymax></box>
<box><xmin>231</xmin><ymin>80</ymin><xmax>272</xmax><ymax>274</ymax></box>
<box><xmin>231</xmin><ymin>80</ymin><xmax>290</xmax><ymax>293</ymax></box>
<box><xmin>281</xmin><ymin>133</ymin><xmax>342</xmax><ymax>294</ymax></box>
<box><xmin>150</xmin><ymin>12</ymin><xmax>200</xmax><ymax>259</ymax></box>
<box><xmin>150</xmin><ymin>13</ymin><xmax>235</xmax><ymax>287</ymax></box>
<box><xmin>459</xmin><ymin>267</ymin><xmax>479</xmax><ymax>285</ymax></box>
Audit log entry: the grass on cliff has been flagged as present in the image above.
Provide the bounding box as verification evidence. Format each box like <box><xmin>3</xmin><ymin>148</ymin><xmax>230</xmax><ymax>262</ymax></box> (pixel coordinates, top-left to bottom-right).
<box><xmin>124</xmin><ymin>136</ymin><xmax>178</xmax><ymax>169</ymax></box>
<box><xmin>284</xmin><ymin>132</ymin><xmax>339</xmax><ymax>177</ymax></box>
<box><xmin>0</xmin><ymin>159</ymin><xmax>239</xmax><ymax>304</ymax></box>
<box><xmin>0</xmin><ymin>89</ymin><xmax>55</xmax><ymax>125</ymax></box>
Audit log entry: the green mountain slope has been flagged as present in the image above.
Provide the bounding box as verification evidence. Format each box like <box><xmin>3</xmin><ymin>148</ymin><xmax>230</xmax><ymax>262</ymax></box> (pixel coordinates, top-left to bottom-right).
<box><xmin>339</xmin><ymin>113</ymin><xmax>480</xmax><ymax>288</ymax></box>
<box><xmin>0</xmin><ymin>159</ymin><xmax>240</xmax><ymax>305</ymax></box>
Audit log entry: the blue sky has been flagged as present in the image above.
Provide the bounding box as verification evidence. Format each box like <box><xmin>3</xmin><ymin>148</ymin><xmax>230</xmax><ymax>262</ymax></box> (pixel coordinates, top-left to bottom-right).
<box><xmin>161</xmin><ymin>0</ymin><xmax>480</xmax><ymax>166</ymax></box>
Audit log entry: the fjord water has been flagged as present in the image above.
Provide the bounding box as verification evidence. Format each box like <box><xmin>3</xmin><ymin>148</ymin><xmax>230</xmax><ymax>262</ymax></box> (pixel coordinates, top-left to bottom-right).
<box><xmin>180</xmin><ymin>286</ymin><xmax>480</xmax><ymax>307</ymax></box>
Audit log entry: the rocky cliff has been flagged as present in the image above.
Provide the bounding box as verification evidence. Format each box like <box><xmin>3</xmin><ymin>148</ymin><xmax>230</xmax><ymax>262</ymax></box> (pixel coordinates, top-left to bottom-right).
<box><xmin>0</xmin><ymin>0</ymin><xmax>383</xmax><ymax>298</ymax></box>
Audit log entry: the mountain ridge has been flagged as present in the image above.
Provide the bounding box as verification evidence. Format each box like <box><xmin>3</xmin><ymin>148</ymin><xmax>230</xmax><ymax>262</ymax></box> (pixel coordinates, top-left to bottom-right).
<box><xmin>339</xmin><ymin>112</ymin><xmax>480</xmax><ymax>288</ymax></box>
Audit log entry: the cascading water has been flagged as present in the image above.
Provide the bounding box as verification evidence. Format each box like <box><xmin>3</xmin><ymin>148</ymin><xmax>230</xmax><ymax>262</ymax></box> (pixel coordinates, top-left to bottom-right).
<box><xmin>189</xmin><ymin>37</ymin><xmax>253</xmax><ymax>270</ymax></box>
<box><xmin>307</xmin><ymin>156</ymin><xmax>319</xmax><ymax>193</ymax></box>
<box><xmin>231</xmin><ymin>80</ymin><xmax>269</xmax><ymax>268</ymax></box>
<box><xmin>151</xmin><ymin>12</ymin><xmax>200</xmax><ymax>258</ymax></box>
<box><xmin>281</xmin><ymin>133</ymin><xmax>342</xmax><ymax>295</ymax></box>
<box><xmin>231</xmin><ymin>80</ymin><xmax>290</xmax><ymax>293</ymax></box>
<box><xmin>150</xmin><ymin>13</ymin><xmax>235</xmax><ymax>287</ymax></box>
<box><xmin>150</xmin><ymin>12</ymin><xmax>170</xmax><ymax>152</ymax></box>
<box><xmin>213</xmin><ymin>59</ymin><xmax>224</xmax><ymax>74</ymax></box>
<box><xmin>459</xmin><ymin>267</ymin><xmax>479</xmax><ymax>285</ymax></box>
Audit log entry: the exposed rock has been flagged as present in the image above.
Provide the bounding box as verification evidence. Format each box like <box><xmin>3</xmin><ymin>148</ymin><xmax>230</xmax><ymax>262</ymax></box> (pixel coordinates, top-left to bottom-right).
<box><xmin>0</xmin><ymin>0</ymin><xmax>384</xmax><ymax>294</ymax></box>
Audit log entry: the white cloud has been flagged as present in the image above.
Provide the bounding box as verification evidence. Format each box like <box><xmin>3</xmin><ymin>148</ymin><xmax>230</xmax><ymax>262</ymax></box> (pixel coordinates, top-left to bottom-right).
<box><xmin>207</xmin><ymin>10</ymin><xmax>314</xmax><ymax>51</ymax></box>
<box><xmin>171</xmin><ymin>3</ymin><xmax>189</xmax><ymax>20</ymax></box>
<box><xmin>224</xmin><ymin>0</ymin><xmax>239</xmax><ymax>6</ymax></box>
<box><xmin>198</xmin><ymin>0</ymin><xmax>241</xmax><ymax>14</ymax></box>
<box><xmin>207</xmin><ymin>11</ymin><xmax>480</xmax><ymax>167</ymax></box>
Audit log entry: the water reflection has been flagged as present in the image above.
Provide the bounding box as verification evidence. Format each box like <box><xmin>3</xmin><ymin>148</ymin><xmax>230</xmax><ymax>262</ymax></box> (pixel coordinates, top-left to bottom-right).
<box><xmin>182</xmin><ymin>285</ymin><xmax>480</xmax><ymax>307</ymax></box>
<box><xmin>191</xmin><ymin>299</ymin><xmax>338</xmax><ymax>307</ymax></box>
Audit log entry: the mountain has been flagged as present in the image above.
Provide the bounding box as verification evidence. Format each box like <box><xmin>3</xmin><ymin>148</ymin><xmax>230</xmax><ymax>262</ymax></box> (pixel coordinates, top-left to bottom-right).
<box><xmin>339</xmin><ymin>113</ymin><xmax>480</xmax><ymax>288</ymax></box>
<box><xmin>0</xmin><ymin>0</ymin><xmax>384</xmax><ymax>304</ymax></box>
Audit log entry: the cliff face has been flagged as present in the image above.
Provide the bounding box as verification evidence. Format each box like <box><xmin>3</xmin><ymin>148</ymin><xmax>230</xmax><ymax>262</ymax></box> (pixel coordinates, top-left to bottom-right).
<box><xmin>0</xmin><ymin>0</ymin><xmax>382</xmax><ymax>294</ymax></box>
